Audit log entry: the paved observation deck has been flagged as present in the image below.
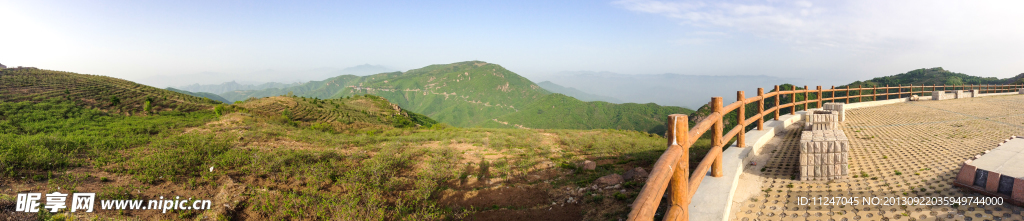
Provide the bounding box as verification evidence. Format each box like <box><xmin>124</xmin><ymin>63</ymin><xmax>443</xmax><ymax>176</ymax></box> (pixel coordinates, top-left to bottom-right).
<box><xmin>733</xmin><ymin>94</ymin><xmax>1024</xmax><ymax>221</ymax></box>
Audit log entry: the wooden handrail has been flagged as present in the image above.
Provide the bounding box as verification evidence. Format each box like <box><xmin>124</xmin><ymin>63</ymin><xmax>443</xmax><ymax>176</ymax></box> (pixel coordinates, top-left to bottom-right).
<box><xmin>722</xmin><ymin>100</ymin><xmax>743</xmax><ymax>114</ymax></box>
<box><xmin>626</xmin><ymin>144</ymin><xmax>684</xmax><ymax>220</ymax></box>
<box><xmin>689</xmin><ymin>144</ymin><xmax>722</xmax><ymax>195</ymax></box>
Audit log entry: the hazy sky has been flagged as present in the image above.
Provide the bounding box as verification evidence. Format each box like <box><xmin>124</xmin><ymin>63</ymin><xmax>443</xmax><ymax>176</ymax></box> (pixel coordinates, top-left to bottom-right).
<box><xmin>2</xmin><ymin>0</ymin><xmax>1022</xmax><ymax>86</ymax></box>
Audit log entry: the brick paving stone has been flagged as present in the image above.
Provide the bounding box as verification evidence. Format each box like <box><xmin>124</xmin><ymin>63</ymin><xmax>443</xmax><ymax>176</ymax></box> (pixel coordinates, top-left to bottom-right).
<box><xmin>737</xmin><ymin>94</ymin><xmax>1024</xmax><ymax>220</ymax></box>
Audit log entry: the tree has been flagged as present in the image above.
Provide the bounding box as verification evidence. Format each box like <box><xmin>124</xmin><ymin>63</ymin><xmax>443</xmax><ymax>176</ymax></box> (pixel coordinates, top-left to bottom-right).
<box><xmin>109</xmin><ymin>96</ymin><xmax>120</xmax><ymax>106</ymax></box>
<box><xmin>944</xmin><ymin>76</ymin><xmax>962</xmax><ymax>85</ymax></box>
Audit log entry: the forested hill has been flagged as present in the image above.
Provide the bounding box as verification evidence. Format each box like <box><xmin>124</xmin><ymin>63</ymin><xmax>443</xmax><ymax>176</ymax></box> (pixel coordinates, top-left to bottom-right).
<box><xmin>0</xmin><ymin>67</ymin><xmax>221</xmax><ymax>115</ymax></box>
<box><xmin>847</xmin><ymin>67</ymin><xmax>1024</xmax><ymax>87</ymax></box>
<box><xmin>216</xmin><ymin>61</ymin><xmax>693</xmax><ymax>133</ymax></box>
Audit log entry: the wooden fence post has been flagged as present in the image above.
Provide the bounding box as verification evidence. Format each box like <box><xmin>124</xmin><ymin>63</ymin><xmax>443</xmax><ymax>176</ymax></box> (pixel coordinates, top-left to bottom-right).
<box><xmin>858</xmin><ymin>85</ymin><xmax>862</xmax><ymax>103</ymax></box>
<box><xmin>803</xmin><ymin>85</ymin><xmax>809</xmax><ymax>110</ymax></box>
<box><xmin>842</xmin><ymin>86</ymin><xmax>848</xmax><ymax>104</ymax></box>
<box><xmin>664</xmin><ymin>114</ymin><xmax>689</xmax><ymax>221</ymax></box>
<box><xmin>774</xmin><ymin>85</ymin><xmax>780</xmax><ymax>120</ymax></box>
<box><xmin>711</xmin><ymin>97</ymin><xmax>724</xmax><ymax>177</ymax></box>
<box><xmin>830</xmin><ymin>86</ymin><xmax>836</xmax><ymax>104</ymax></box>
<box><xmin>790</xmin><ymin>86</ymin><xmax>796</xmax><ymax>114</ymax></box>
<box><xmin>737</xmin><ymin>91</ymin><xmax>745</xmax><ymax>148</ymax></box>
<box><xmin>757</xmin><ymin>88</ymin><xmax>764</xmax><ymax>131</ymax></box>
<box><xmin>816</xmin><ymin>86</ymin><xmax>822</xmax><ymax>108</ymax></box>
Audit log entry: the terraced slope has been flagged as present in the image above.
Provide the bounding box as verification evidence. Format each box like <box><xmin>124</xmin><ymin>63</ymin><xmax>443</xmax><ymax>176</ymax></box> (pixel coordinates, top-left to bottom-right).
<box><xmin>0</xmin><ymin>68</ymin><xmax>221</xmax><ymax>114</ymax></box>
<box><xmin>220</xmin><ymin>75</ymin><xmax>365</xmax><ymax>102</ymax></box>
<box><xmin>237</xmin><ymin>95</ymin><xmax>436</xmax><ymax>132</ymax></box>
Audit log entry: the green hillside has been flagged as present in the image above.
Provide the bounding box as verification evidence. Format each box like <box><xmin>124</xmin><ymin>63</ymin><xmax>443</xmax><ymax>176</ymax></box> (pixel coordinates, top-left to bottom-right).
<box><xmin>0</xmin><ymin>67</ymin><xmax>221</xmax><ymax>115</ymax></box>
<box><xmin>850</xmin><ymin>67</ymin><xmax>1024</xmax><ymax>87</ymax></box>
<box><xmin>221</xmin><ymin>61</ymin><xmax>694</xmax><ymax>133</ymax></box>
<box><xmin>335</xmin><ymin>61</ymin><xmax>551</xmax><ymax>127</ymax></box>
<box><xmin>167</xmin><ymin>87</ymin><xmax>230</xmax><ymax>103</ymax></box>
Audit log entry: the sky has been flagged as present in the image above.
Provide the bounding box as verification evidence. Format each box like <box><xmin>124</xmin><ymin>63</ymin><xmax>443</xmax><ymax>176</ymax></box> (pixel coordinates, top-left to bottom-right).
<box><xmin>2</xmin><ymin>0</ymin><xmax>1023</xmax><ymax>87</ymax></box>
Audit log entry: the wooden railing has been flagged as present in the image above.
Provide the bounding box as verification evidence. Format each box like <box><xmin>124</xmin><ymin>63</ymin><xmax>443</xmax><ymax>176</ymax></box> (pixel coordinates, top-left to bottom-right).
<box><xmin>626</xmin><ymin>83</ymin><xmax>1024</xmax><ymax>221</ymax></box>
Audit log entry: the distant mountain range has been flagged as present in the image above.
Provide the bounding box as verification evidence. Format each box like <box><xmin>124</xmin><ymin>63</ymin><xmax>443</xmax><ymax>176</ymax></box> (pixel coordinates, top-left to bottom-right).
<box><xmin>337</xmin><ymin>64</ymin><xmax>397</xmax><ymax>76</ymax></box>
<box><xmin>201</xmin><ymin>61</ymin><xmax>693</xmax><ymax>133</ymax></box>
<box><xmin>137</xmin><ymin>64</ymin><xmax>396</xmax><ymax>88</ymax></box>
<box><xmin>536</xmin><ymin>81</ymin><xmax>623</xmax><ymax>103</ymax></box>
<box><xmin>176</xmin><ymin>81</ymin><xmax>303</xmax><ymax>95</ymax></box>
<box><xmin>166</xmin><ymin>87</ymin><xmax>231</xmax><ymax>103</ymax></box>
<box><xmin>538</xmin><ymin>71</ymin><xmax>802</xmax><ymax>109</ymax></box>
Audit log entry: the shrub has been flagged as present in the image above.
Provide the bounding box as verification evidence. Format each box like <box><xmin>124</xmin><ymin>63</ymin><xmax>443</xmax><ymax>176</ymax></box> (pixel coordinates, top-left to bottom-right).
<box><xmin>109</xmin><ymin>95</ymin><xmax>120</xmax><ymax>106</ymax></box>
<box><xmin>214</xmin><ymin>105</ymin><xmax>224</xmax><ymax>116</ymax></box>
<box><xmin>309</xmin><ymin>122</ymin><xmax>333</xmax><ymax>133</ymax></box>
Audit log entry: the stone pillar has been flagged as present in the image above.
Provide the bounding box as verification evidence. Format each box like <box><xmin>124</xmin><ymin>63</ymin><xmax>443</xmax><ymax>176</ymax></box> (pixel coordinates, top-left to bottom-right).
<box><xmin>933</xmin><ymin>91</ymin><xmax>954</xmax><ymax>100</ymax></box>
<box><xmin>970</xmin><ymin>89</ymin><xmax>979</xmax><ymax>97</ymax></box>
<box><xmin>804</xmin><ymin>110</ymin><xmax>839</xmax><ymax>130</ymax></box>
<box><xmin>823</xmin><ymin>103</ymin><xmax>845</xmax><ymax>122</ymax></box>
<box><xmin>799</xmin><ymin>129</ymin><xmax>849</xmax><ymax>181</ymax></box>
<box><xmin>954</xmin><ymin>90</ymin><xmax>966</xmax><ymax>99</ymax></box>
